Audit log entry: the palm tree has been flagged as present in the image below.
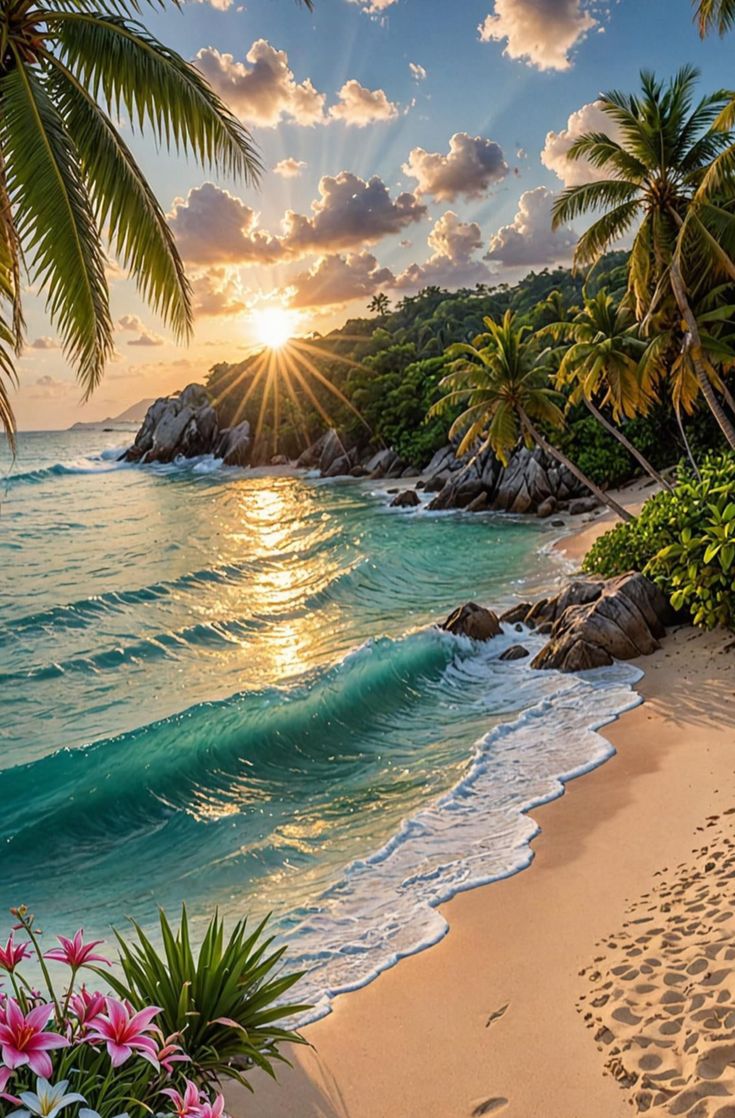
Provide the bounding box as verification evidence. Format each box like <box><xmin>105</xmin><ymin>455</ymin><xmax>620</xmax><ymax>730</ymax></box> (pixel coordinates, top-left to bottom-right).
<box><xmin>430</xmin><ymin>311</ymin><xmax>634</xmax><ymax>522</ymax></box>
<box><xmin>368</xmin><ymin>292</ymin><xmax>391</xmax><ymax>316</ymax></box>
<box><xmin>545</xmin><ymin>289</ymin><xmax>672</xmax><ymax>490</ymax></box>
<box><xmin>0</xmin><ymin>0</ymin><xmax>313</xmax><ymax>448</ymax></box>
<box><xmin>696</xmin><ymin>0</ymin><xmax>735</xmax><ymax>34</ymax></box>
<box><xmin>552</xmin><ymin>67</ymin><xmax>735</xmax><ymax>450</ymax></box>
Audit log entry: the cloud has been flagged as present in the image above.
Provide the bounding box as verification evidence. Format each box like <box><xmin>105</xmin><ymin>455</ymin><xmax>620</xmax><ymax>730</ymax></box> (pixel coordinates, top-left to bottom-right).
<box><xmin>117</xmin><ymin>314</ymin><xmax>165</xmax><ymax>347</ymax></box>
<box><xmin>273</xmin><ymin>157</ymin><xmax>307</xmax><ymax>179</ymax></box>
<box><xmin>409</xmin><ymin>62</ymin><xmax>427</xmax><ymax>82</ymax></box>
<box><xmin>289</xmin><ymin>251</ymin><xmax>395</xmax><ymax>307</ymax></box>
<box><xmin>403</xmin><ymin>132</ymin><xmax>508</xmax><ymax>201</ymax></box>
<box><xmin>541</xmin><ymin>100</ymin><xmax>622</xmax><ymax>187</ymax></box>
<box><xmin>348</xmin><ymin>0</ymin><xmax>398</xmax><ymax>13</ymax></box>
<box><xmin>486</xmin><ymin>186</ymin><xmax>578</xmax><ymax>266</ymax></box>
<box><xmin>478</xmin><ymin>0</ymin><xmax>596</xmax><ymax>71</ymax></box>
<box><xmin>171</xmin><ymin>175</ymin><xmax>426</xmax><ymax>268</ymax></box>
<box><xmin>30</xmin><ymin>336</ymin><xmax>59</xmax><ymax>350</ymax></box>
<box><xmin>191</xmin><ymin>269</ymin><xmax>247</xmax><ymax>316</ymax></box>
<box><xmin>329</xmin><ymin>80</ymin><xmax>398</xmax><ymax>126</ymax></box>
<box><xmin>169</xmin><ymin>183</ymin><xmax>282</xmax><ymax>265</ymax></box>
<box><xmin>28</xmin><ymin>375</ymin><xmax>71</xmax><ymax>399</ymax></box>
<box><xmin>195</xmin><ymin>40</ymin><xmax>326</xmax><ymax>127</ymax></box>
<box><xmin>196</xmin><ymin>41</ymin><xmax>399</xmax><ymax>130</ymax></box>
<box><xmin>395</xmin><ymin>211</ymin><xmax>494</xmax><ymax>290</ymax></box>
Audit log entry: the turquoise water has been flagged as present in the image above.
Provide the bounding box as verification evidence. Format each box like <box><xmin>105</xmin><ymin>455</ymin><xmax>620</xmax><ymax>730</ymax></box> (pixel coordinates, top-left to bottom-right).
<box><xmin>1</xmin><ymin>431</ymin><xmax>640</xmax><ymax>1017</ymax></box>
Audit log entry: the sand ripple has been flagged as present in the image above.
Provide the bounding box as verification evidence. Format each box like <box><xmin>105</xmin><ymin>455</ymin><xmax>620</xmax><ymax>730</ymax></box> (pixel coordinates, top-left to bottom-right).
<box><xmin>578</xmin><ymin>811</ymin><xmax>735</xmax><ymax>1115</ymax></box>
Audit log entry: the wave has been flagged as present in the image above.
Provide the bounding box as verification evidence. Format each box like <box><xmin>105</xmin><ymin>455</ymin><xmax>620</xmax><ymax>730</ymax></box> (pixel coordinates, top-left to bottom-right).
<box><xmin>285</xmin><ymin>659</ymin><xmax>643</xmax><ymax>1023</ymax></box>
<box><xmin>0</xmin><ymin>628</ymin><xmax>464</xmax><ymax>859</ymax></box>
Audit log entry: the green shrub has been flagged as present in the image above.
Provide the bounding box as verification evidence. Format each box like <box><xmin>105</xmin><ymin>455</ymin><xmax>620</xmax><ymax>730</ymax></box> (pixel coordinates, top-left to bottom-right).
<box><xmin>99</xmin><ymin>908</ymin><xmax>309</xmax><ymax>1090</ymax></box>
<box><xmin>583</xmin><ymin>453</ymin><xmax>735</xmax><ymax>629</ymax></box>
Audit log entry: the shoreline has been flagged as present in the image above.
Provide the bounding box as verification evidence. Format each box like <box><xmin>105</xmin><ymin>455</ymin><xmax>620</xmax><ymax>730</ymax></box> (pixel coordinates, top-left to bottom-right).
<box><xmin>233</xmin><ymin>481</ymin><xmax>735</xmax><ymax>1118</ymax></box>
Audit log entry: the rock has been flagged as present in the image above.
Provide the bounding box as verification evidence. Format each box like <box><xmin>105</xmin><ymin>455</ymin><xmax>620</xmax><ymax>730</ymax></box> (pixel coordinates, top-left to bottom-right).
<box><xmin>466</xmin><ymin>492</ymin><xmax>490</xmax><ymax>512</ymax></box>
<box><xmin>551</xmin><ymin>519</ymin><xmax>566</xmax><ymax>527</ymax></box>
<box><xmin>270</xmin><ymin>454</ymin><xmax>289</xmax><ymax>466</ymax></box>
<box><xmin>570</xmin><ymin>496</ymin><xmax>600</xmax><ymax>516</ymax></box>
<box><xmin>415</xmin><ymin>481</ymin><xmax>425</xmax><ymax>490</ymax></box>
<box><xmin>350</xmin><ymin>465</ymin><xmax>369</xmax><ymax>478</ymax></box>
<box><xmin>401</xmin><ymin>466</ymin><xmax>417</xmax><ymax>478</ymax></box>
<box><xmin>500</xmin><ymin>645</ymin><xmax>529</xmax><ymax>661</ymax></box>
<box><xmin>366</xmin><ymin>448</ymin><xmax>397</xmax><ymax>478</ymax></box>
<box><xmin>500</xmin><ymin>602</ymin><xmax>532</xmax><ymax>624</ymax></box>
<box><xmin>323</xmin><ymin>453</ymin><xmax>352</xmax><ymax>478</ymax></box>
<box><xmin>526</xmin><ymin>579</ymin><xmax>604</xmax><ymax>627</ymax></box>
<box><xmin>424</xmin><ymin>470</ymin><xmax>451</xmax><ymax>492</ymax></box>
<box><xmin>441</xmin><ymin>602</ymin><xmax>502</xmax><ymax>641</ymax></box>
<box><xmin>536</xmin><ymin>621</ymin><xmax>554</xmax><ymax>635</ymax></box>
<box><xmin>319</xmin><ymin>429</ymin><xmax>347</xmax><ymax>474</ymax></box>
<box><xmin>536</xmin><ymin>497</ymin><xmax>557</xmax><ymax>519</ymax></box>
<box><xmin>390</xmin><ymin>489</ymin><xmax>420</xmax><ymax>508</ymax></box>
<box><xmin>147</xmin><ymin>405</ymin><xmax>194</xmax><ymax>462</ymax></box>
<box><xmin>385</xmin><ymin>456</ymin><xmax>408</xmax><ymax>479</ymax></box>
<box><xmin>531</xmin><ymin>572</ymin><xmax>674</xmax><ymax>673</ymax></box>
<box><xmin>217</xmin><ymin>421</ymin><xmax>252</xmax><ymax>467</ymax></box>
<box><xmin>424</xmin><ymin>445</ymin><xmax>454</xmax><ymax>476</ymax></box>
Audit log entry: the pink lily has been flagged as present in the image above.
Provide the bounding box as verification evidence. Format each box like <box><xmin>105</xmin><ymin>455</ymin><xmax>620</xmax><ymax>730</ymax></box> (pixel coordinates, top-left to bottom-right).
<box><xmin>0</xmin><ymin>1000</ymin><xmax>68</xmax><ymax>1078</ymax></box>
<box><xmin>85</xmin><ymin>998</ymin><xmax>161</xmax><ymax>1068</ymax></box>
<box><xmin>157</xmin><ymin>1033</ymin><xmax>189</xmax><ymax>1076</ymax></box>
<box><xmin>68</xmin><ymin>988</ymin><xmax>106</xmax><ymax>1031</ymax></box>
<box><xmin>0</xmin><ymin>1065</ymin><xmax>17</xmax><ymax>1103</ymax></box>
<box><xmin>160</xmin><ymin>1079</ymin><xmax>202</xmax><ymax>1118</ymax></box>
<box><xmin>44</xmin><ymin>931</ymin><xmax>111</xmax><ymax>969</ymax></box>
<box><xmin>198</xmin><ymin>1093</ymin><xmax>226</xmax><ymax>1118</ymax></box>
<box><xmin>0</xmin><ymin>934</ymin><xmax>31</xmax><ymax>974</ymax></box>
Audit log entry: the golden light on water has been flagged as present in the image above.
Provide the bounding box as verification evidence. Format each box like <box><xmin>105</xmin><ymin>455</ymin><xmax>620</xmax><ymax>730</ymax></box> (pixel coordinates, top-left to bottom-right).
<box><xmin>252</xmin><ymin>306</ymin><xmax>300</xmax><ymax>350</ymax></box>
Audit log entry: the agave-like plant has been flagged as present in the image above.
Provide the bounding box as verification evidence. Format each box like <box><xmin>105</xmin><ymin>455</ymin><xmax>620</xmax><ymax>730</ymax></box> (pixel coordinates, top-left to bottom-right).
<box><xmin>0</xmin><ymin>0</ymin><xmax>313</xmax><ymax>448</ymax></box>
<box><xmin>97</xmin><ymin>908</ymin><xmax>309</xmax><ymax>1090</ymax></box>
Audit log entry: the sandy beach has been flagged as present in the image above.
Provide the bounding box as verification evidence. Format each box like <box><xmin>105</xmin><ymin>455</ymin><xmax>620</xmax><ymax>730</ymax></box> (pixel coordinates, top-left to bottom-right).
<box><xmin>233</xmin><ymin>490</ymin><xmax>735</xmax><ymax>1118</ymax></box>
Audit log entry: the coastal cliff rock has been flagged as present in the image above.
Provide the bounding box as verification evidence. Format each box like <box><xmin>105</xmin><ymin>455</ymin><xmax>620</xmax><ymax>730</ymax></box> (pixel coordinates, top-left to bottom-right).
<box><xmin>441</xmin><ymin>602</ymin><xmax>502</xmax><ymax>641</ymax></box>
<box><xmin>124</xmin><ymin>384</ymin><xmax>217</xmax><ymax>464</ymax></box>
<box><xmin>215</xmin><ymin>421</ymin><xmax>252</xmax><ymax>467</ymax></box>
<box><xmin>531</xmin><ymin>573</ymin><xmax>675</xmax><ymax>672</ymax></box>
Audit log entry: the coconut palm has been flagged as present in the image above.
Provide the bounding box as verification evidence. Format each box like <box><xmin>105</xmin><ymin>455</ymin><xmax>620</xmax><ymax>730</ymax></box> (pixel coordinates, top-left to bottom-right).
<box><xmin>0</xmin><ymin>0</ymin><xmax>313</xmax><ymax>449</ymax></box>
<box><xmin>368</xmin><ymin>292</ymin><xmax>391</xmax><ymax>316</ymax></box>
<box><xmin>430</xmin><ymin>311</ymin><xmax>634</xmax><ymax>522</ymax></box>
<box><xmin>696</xmin><ymin>0</ymin><xmax>735</xmax><ymax>34</ymax></box>
<box><xmin>545</xmin><ymin>289</ymin><xmax>672</xmax><ymax>490</ymax></box>
<box><xmin>551</xmin><ymin>67</ymin><xmax>735</xmax><ymax>450</ymax></box>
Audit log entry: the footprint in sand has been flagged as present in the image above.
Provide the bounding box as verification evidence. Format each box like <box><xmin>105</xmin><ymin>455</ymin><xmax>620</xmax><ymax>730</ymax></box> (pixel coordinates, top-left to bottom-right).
<box><xmin>471</xmin><ymin>1098</ymin><xmax>508</xmax><ymax>1116</ymax></box>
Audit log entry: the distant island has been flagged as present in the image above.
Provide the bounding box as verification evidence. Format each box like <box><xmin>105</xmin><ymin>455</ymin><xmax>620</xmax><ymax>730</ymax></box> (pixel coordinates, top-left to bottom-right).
<box><xmin>69</xmin><ymin>398</ymin><xmax>157</xmax><ymax>431</ymax></box>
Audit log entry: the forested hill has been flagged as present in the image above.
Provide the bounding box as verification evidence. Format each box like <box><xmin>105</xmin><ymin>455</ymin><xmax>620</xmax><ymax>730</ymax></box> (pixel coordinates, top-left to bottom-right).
<box><xmin>205</xmin><ymin>252</ymin><xmax>715</xmax><ymax>484</ymax></box>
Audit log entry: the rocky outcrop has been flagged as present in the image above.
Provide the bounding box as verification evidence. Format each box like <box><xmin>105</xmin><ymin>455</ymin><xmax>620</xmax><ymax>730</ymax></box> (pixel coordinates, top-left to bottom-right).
<box><xmin>215</xmin><ymin>421</ymin><xmax>252</xmax><ymax>467</ymax></box>
<box><xmin>426</xmin><ymin>445</ymin><xmax>586</xmax><ymax>515</ymax></box>
<box><xmin>441</xmin><ymin>602</ymin><xmax>502</xmax><ymax>641</ymax></box>
<box><xmin>124</xmin><ymin>384</ymin><xmax>220</xmax><ymax>464</ymax></box>
<box><xmin>390</xmin><ymin>489</ymin><xmax>420</xmax><ymax>508</ymax></box>
<box><xmin>531</xmin><ymin>573</ymin><xmax>675</xmax><ymax>672</ymax></box>
<box><xmin>500</xmin><ymin>644</ymin><xmax>529</xmax><ymax>661</ymax></box>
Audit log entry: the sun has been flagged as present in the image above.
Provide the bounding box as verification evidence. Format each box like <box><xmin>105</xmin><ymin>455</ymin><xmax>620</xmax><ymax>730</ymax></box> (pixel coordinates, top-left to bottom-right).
<box><xmin>252</xmin><ymin>306</ymin><xmax>299</xmax><ymax>350</ymax></box>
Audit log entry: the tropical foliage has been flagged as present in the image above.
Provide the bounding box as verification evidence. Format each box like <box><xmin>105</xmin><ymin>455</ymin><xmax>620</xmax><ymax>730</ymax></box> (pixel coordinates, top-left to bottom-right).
<box><xmin>583</xmin><ymin>454</ymin><xmax>735</xmax><ymax>629</ymax></box>
<box><xmin>0</xmin><ymin>905</ymin><xmax>306</xmax><ymax>1118</ymax></box>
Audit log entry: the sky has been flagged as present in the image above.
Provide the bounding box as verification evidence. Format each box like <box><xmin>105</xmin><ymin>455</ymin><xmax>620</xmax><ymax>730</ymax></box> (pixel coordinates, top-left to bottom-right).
<box><xmin>15</xmin><ymin>0</ymin><xmax>735</xmax><ymax>428</ymax></box>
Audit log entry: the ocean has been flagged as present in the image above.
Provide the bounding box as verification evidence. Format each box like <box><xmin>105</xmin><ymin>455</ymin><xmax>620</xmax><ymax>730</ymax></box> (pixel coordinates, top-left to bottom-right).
<box><xmin>0</xmin><ymin>429</ymin><xmax>641</xmax><ymax>1020</ymax></box>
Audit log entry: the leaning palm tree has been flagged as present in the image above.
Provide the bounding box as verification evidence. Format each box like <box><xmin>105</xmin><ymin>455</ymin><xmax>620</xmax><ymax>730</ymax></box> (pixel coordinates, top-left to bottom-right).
<box><xmin>552</xmin><ymin>67</ymin><xmax>735</xmax><ymax>450</ymax></box>
<box><xmin>544</xmin><ymin>289</ymin><xmax>672</xmax><ymax>490</ymax></box>
<box><xmin>696</xmin><ymin>0</ymin><xmax>735</xmax><ymax>34</ymax></box>
<box><xmin>0</xmin><ymin>0</ymin><xmax>313</xmax><ymax>449</ymax></box>
<box><xmin>429</xmin><ymin>311</ymin><xmax>633</xmax><ymax>522</ymax></box>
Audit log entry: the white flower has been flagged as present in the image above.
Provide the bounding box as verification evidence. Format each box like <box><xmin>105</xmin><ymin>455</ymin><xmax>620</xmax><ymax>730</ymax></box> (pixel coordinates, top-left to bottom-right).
<box><xmin>9</xmin><ymin>1079</ymin><xmax>86</xmax><ymax>1118</ymax></box>
<box><xmin>79</xmin><ymin>1111</ymin><xmax>129</xmax><ymax>1118</ymax></box>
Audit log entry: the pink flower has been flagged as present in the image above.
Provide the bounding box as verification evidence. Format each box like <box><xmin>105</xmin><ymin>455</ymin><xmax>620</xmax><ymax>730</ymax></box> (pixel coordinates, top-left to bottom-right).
<box><xmin>198</xmin><ymin>1092</ymin><xmax>226</xmax><ymax>1118</ymax></box>
<box><xmin>0</xmin><ymin>1065</ymin><xmax>16</xmax><ymax>1103</ymax></box>
<box><xmin>0</xmin><ymin>934</ymin><xmax>31</xmax><ymax>974</ymax></box>
<box><xmin>44</xmin><ymin>931</ymin><xmax>111</xmax><ymax>969</ymax></box>
<box><xmin>85</xmin><ymin>998</ymin><xmax>161</xmax><ymax>1069</ymax></box>
<box><xmin>157</xmin><ymin>1033</ymin><xmax>189</xmax><ymax>1076</ymax></box>
<box><xmin>0</xmin><ymin>999</ymin><xmax>68</xmax><ymax>1078</ymax></box>
<box><xmin>69</xmin><ymin>987</ymin><xmax>106</xmax><ymax>1031</ymax></box>
<box><xmin>160</xmin><ymin>1079</ymin><xmax>202</xmax><ymax>1118</ymax></box>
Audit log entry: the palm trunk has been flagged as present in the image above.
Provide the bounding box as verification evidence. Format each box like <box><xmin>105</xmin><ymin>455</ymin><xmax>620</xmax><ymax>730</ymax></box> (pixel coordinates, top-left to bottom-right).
<box><xmin>583</xmin><ymin>397</ymin><xmax>673</xmax><ymax>492</ymax></box>
<box><xmin>519</xmin><ymin>409</ymin><xmax>635</xmax><ymax>523</ymax></box>
<box><xmin>675</xmin><ymin>405</ymin><xmax>701</xmax><ymax>480</ymax></box>
<box><xmin>670</xmin><ymin>259</ymin><xmax>735</xmax><ymax>450</ymax></box>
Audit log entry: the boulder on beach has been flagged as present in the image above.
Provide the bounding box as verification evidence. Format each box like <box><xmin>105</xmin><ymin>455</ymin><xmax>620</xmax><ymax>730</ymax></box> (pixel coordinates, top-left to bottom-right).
<box><xmin>390</xmin><ymin>489</ymin><xmax>420</xmax><ymax>508</ymax></box>
<box><xmin>123</xmin><ymin>384</ymin><xmax>219</xmax><ymax>464</ymax></box>
<box><xmin>500</xmin><ymin>644</ymin><xmax>529</xmax><ymax>661</ymax></box>
<box><xmin>441</xmin><ymin>602</ymin><xmax>502</xmax><ymax>641</ymax></box>
<box><xmin>531</xmin><ymin>572</ymin><xmax>675</xmax><ymax>672</ymax></box>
